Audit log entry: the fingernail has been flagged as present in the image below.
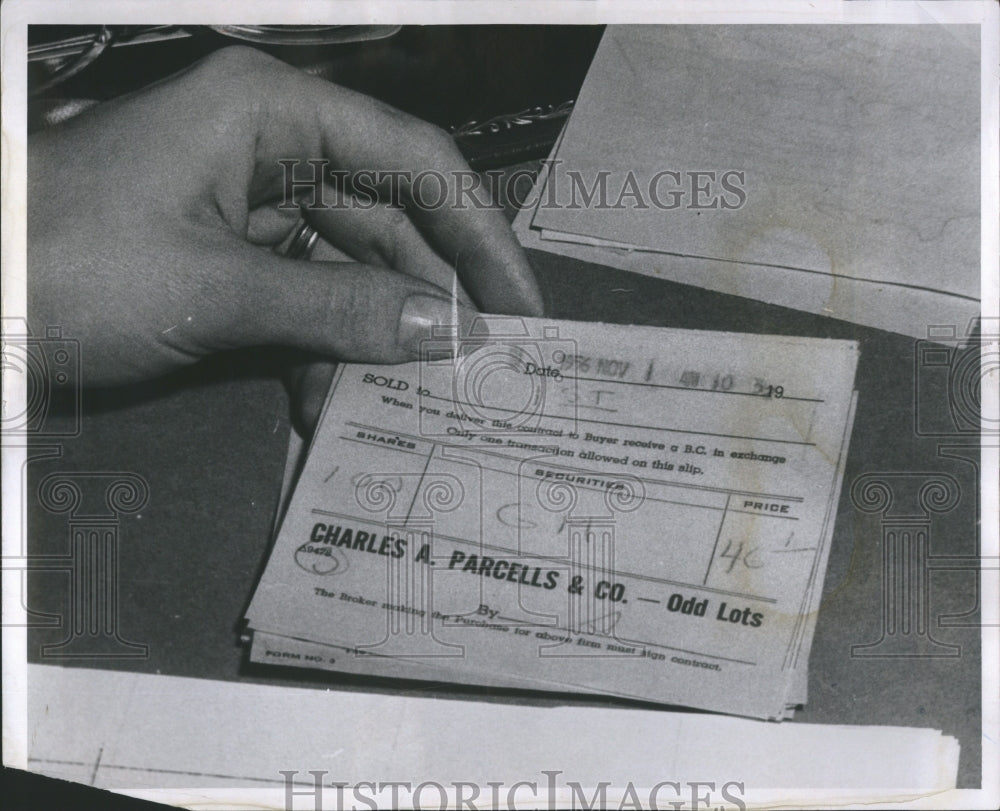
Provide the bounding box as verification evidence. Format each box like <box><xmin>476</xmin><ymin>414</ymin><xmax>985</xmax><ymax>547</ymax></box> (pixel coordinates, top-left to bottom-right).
<box><xmin>399</xmin><ymin>295</ymin><xmax>478</xmax><ymax>358</ymax></box>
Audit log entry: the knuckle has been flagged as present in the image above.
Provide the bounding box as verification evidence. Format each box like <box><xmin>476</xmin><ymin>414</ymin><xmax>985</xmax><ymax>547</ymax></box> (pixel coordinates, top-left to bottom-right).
<box><xmin>327</xmin><ymin>272</ymin><xmax>368</xmax><ymax>341</ymax></box>
<box><xmin>192</xmin><ymin>47</ymin><xmax>283</xmax><ymax>107</ymax></box>
<box><xmin>371</xmin><ymin>215</ymin><xmax>408</xmax><ymax>266</ymax></box>
<box><xmin>199</xmin><ymin>44</ymin><xmax>276</xmax><ymax>76</ymax></box>
<box><xmin>188</xmin><ymin>45</ymin><xmax>298</xmax><ymax>125</ymax></box>
<box><xmin>410</xmin><ymin>119</ymin><xmax>461</xmax><ymax>161</ymax></box>
<box><xmin>325</xmin><ymin>269</ymin><xmax>408</xmax><ymax>360</ymax></box>
<box><xmin>398</xmin><ymin>118</ymin><xmax>460</xmax><ymax>166</ymax></box>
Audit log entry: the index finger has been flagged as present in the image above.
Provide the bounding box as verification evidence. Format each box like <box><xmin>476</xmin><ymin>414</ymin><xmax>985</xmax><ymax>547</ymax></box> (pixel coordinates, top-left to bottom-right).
<box><xmin>235</xmin><ymin>47</ymin><xmax>544</xmax><ymax>317</ymax></box>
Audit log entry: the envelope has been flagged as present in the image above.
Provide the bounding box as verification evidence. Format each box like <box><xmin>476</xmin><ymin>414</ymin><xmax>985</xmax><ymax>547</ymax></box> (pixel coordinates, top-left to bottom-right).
<box><xmin>246</xmin><ymin>316</ymin><xmax>859</xmax><ymax>719</ymax></box>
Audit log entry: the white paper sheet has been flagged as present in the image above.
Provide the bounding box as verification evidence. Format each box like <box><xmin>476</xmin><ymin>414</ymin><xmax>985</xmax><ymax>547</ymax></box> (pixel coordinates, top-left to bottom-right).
<box><xmin>514</xmin><ymin>26</ymin><xmax>980</xmax><ymax>339</ymax></box>
<box><xmin>26</xmin><ymin>664</ymin><xmax>960</xmax><ymax>802</ymax></box>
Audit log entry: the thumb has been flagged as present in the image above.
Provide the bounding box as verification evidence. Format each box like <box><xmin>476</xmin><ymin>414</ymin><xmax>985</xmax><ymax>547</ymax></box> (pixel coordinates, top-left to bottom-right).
<box><xmin>231</xmin><ymin>252</ymin><xmax>479</xmax><ymax>363</ymax></box>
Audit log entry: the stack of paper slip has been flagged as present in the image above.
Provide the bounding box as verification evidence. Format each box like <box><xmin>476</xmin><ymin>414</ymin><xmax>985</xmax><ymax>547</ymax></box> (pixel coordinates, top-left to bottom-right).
<box><xmin>245</xmin><ymin>316</ymin><xmax>859</xmax><ymax>720</ymax></box>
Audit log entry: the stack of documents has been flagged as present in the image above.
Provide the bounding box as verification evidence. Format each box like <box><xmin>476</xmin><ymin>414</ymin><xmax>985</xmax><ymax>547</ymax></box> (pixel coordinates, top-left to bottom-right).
<box><xmin>245</xmin><ymin>316</ymin><xmax>859</xmax><ymax>720</ymax></box>
<box><xmin>513</xmin><ymin>26</ymin><xmax>980</xmax><ymax>340</ymax></box>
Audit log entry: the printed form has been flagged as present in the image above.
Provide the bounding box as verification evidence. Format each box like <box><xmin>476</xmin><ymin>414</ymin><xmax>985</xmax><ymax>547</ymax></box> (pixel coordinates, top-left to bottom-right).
<box><xmin>246</xmin><ymin>317</ymin><xmax>859</xmax><ymax>720</ymax></box>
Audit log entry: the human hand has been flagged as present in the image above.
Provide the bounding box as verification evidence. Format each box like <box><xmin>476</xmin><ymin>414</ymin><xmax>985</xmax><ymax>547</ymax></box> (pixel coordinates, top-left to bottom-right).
<box><xmin>28</xmin><ymin>46</ymin><xmax>543</xmax><ymax>426</ymax></box>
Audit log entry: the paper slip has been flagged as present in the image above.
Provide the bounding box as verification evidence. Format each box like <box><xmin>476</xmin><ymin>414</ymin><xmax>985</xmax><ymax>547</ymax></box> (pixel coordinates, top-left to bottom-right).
<box><xmin>255</xmin><ymin>424</ymin><xmax>609</xmax><ymax>694</ymax></box>
<box><xmin>256</xmin><ymin>426</ymin><xmax>564</xmax><ymax>692</ymax></box>
<box><xmin>246</xmin><ymin>316</ymin><xmax>859</xmax><ymax>719</ymax></box>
